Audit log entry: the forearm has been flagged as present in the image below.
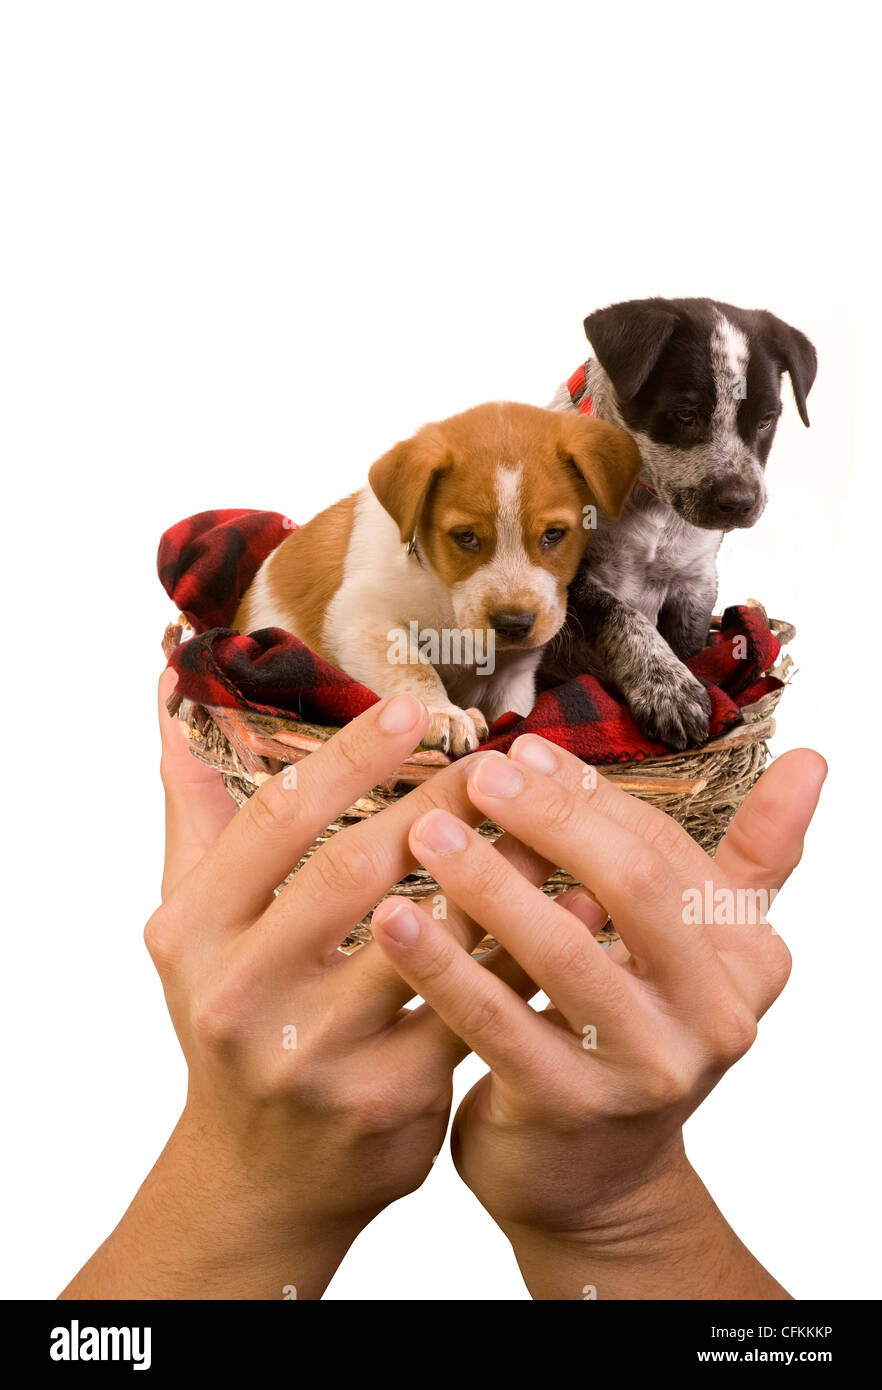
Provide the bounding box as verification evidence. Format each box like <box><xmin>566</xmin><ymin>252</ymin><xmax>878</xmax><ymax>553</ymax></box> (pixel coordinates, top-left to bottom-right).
<box><xmin>503</xmin><ymin>1158</ymin><xmax>791</xmax><ymax>1302</ymax></box>
<box><xmin>59</xmin><ymin>1114</ymin><xmax>359</xmax><ymax>1301</ymax></box>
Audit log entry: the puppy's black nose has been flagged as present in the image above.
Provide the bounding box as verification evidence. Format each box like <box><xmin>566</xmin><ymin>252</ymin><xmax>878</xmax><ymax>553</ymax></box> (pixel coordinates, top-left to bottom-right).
<box><xmin>711</xmin><ymin>480</ymin><xmax>757</xmax><ymax>522</ymax></box>
<box><xmin>489</xmin><ymin>611</ymin><xmax>535</xmax><ymax>640</ymax></box>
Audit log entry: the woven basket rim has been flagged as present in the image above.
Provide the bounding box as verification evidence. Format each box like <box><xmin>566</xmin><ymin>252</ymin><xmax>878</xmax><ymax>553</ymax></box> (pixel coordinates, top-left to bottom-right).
<box><xmin>163</xmin><ymin>608</ymin><xmax>793</xmax><ymax>949</ymax></box>
<box><xmin>163</xmin><ymin>608</ymin><xmax>793</xmax><ymax>796</ymax></box>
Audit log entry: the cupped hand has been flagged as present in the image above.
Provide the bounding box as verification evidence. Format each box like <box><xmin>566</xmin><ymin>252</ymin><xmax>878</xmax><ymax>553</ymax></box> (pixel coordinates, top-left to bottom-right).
<box><xmin>371</xmin><ymin>734</ymin><xmax>827</xmax><ymax>1298</ymax></box>
<box><xmin>63</xmin><ymin>675</ymin><xmax>524</xmax><ymax>1300</ymax></box>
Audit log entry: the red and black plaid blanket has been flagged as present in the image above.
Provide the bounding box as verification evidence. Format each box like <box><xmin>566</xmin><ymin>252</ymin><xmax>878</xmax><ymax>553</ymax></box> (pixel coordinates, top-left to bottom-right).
<box><xmin>158</xmin><ymin>508</ymin><xmax>782</xmax><ymax>764</ymax></box>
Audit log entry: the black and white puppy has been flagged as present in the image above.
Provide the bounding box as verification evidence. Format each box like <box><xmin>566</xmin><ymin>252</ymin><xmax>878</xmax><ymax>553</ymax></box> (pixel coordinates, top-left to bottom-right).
<box><xmin>544</xmin><ymin>297</ymin><xmax>817</xmax><ymax>748</ymax></box>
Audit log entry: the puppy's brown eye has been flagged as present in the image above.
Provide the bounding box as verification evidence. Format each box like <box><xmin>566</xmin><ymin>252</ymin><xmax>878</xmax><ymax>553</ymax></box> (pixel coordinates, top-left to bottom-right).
<box><xmin>673</xmin><ymin>409</ymin><xmax>698</xmax><ymax>426</ymax></box>
<box><xmin>539</xmin><ymin>527</ymin><xmax>567</xmax><ymax>550</ymax></box>
<box><xmin>758</xmin><ymin>415</ymin><xmax>776</xmax><ymax>432</ymax></box>
<box><xmin>451</xmin><ymin>530</ymin><xmax>480</xmax><ymax>552</ymax></box>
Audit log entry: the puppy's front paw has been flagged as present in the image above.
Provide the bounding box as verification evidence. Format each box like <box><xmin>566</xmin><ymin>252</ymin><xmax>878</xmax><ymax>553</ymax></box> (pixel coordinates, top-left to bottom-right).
<box><xmin>424</xmin><ymin>705</ymin><xmax>489</xmax><ymax>756</ymax></box>
<box><xmin>627</xmin><ymin>662</ymin><xmax>712</xmax><ymax>751</ymax></box>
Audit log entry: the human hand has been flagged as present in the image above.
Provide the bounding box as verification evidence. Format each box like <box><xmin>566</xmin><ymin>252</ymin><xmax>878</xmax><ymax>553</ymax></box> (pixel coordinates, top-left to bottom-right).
<box><xmin>61</xmin><ymin>675</ymin><xmax>517</xmax><ymax>1300</ymax></box>
<box><xmin>371</xmin><ymin>736</ymin><xmax>827</xmax><ymax>1299</ymax></box>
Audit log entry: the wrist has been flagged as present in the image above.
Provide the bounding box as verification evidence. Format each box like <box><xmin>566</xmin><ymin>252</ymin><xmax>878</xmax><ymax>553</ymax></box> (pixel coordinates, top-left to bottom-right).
<box><xmin>59</xmin><ymin>1111</ymin><xmax>363</xmax><ymax>1300</ymax></box>
<box><xmin>500</xmin><ymin>1152</ymin><xmax>791</xmax><ymax>1301</ymax></box>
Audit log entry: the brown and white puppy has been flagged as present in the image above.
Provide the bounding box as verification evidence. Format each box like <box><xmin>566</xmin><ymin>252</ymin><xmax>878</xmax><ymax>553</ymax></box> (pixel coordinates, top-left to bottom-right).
<box><xmin>234</xmin><ymin>401</ymin><xmax>641</xmax><ymax>752</ymax></box>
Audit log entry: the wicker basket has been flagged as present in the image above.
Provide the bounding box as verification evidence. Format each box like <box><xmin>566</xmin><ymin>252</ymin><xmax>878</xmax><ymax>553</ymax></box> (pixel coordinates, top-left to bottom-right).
<box><xmin>162</xmin><ymin>606</ymin><xmax>793</xmax><ymax>949</ymax></box>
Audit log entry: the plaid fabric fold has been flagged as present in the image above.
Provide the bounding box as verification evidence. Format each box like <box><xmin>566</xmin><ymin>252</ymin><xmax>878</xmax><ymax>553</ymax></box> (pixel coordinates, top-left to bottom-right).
<box><xmin>157</xmin><ymin>508</ymin><xmax>295</xmax><ymax>632</ymax></box>
<box><xmin>158</xmin><ymin>508</ymin><xmax>782</xmax><ymax>763</ymax></box>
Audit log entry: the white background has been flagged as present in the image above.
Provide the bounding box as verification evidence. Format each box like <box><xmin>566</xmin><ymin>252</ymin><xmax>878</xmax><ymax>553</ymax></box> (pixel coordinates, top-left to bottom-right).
<box><xmin>1</xmin><ymin>1</ymin><xmax>878</xmax><ymax>1300</ymax></box>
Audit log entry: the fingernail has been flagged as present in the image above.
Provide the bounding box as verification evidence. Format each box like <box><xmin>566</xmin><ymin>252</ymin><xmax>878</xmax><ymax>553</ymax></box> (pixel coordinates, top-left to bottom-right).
<box><xmin>471</xmin><ymin>753</ymin><xmax>524</xmax><ymax>798</ymax></box>
<box><xmin>563</xmin><ymin>890</ymin><xmax>609</xmax><ymax>933</ymax></box>
<box><xmin>372</xmin><ymin>899</ymin><xmax>422</xmax><ymax>944</ymax></box>
<box><xmin>379</xmin><ymin>693</ymin><xmax>424</xmax><ymax>733</ymax></box>
<box><xmin>510</xmin><ymin>734</ymin><xmax>558</xmax><ymax>774</ymax></box>
<box><xmin>413</xmin><ymin>808</ymin><xmax>469</xmax><ymax>854</ymax></box>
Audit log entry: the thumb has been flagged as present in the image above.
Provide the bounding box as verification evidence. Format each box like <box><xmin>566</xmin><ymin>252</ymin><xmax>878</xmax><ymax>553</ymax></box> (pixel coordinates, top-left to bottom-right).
<box><xmin>714</xmin><ymin>747</ymin><xmax>827</xmax><ymax>892</ymax></box>
<box><xmin>158</xmin><ymin>667</ymin><xmax>236</xmax><ymax>898</ymax></box>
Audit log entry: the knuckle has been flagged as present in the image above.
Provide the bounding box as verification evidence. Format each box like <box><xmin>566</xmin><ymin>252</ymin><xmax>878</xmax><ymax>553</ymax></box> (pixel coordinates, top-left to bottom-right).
<box><xmin>311</xmin><ymin>829</ymin><xmax>380</xmax><ymax>896</ymax></box>
<box><xmin>328</xmin><ymin>727</ymin><xmax>371</xmax><ymax>778</ymax></box>
<box><xmin>256</xmin><ymin>1055</ymin><xmax>312</xmax><ymax>1105</ymax></box>
<box><xmin>640</xmin><ymin>1059</ymin><xmax>694</xmax><ymax>1112</ymax></box>
<box><xmin>354</xmin><ymin>1094</ymin><xmax>409</xmax><ymax>1135</ymax></box>
<box><xmin>333</xmin><ymin>1077</ymin><xmax>412</xmax><ymax>1135</ymax></box>
<box><xmin>761</xmin><ymin>931</ymin><xmax>793</xmax><ymax>997</ymax></box>
<box><xmin>143</xmin><ymin>907</ymin><xmax>178</xmax><ymax>975</ymax></box>
<box><xmin>189</xmin><ymin>984</ymin><xmax>241</xmax><ymax>1052</ymax></box>
<box><xmin>419</xmin><ymin>771</ymin><xmax>473</xmax><ymax>823</ymax></box>
<box><xmin>464</xmin><ymin>848</ymin><xmax>511</xmax><ymax>902</ymax></box>
<box><xmin>771</xmin><ymin>933</ymin><xmax>793</xmax><ymax>983</ymax></box>
<box><xmin>272</xmin><ymin>1059</ymin><xmax>349</xmax><ymax>1113</ymax></box>
<box><xmin>636</xmin><ymin>811</ymin><xmax>688</xmax><ymax>865</ymax></box>
<box><xmin>411</xmin><ymin>931</ymin><xmax>457</xmax><ymax>989</ymax></box>
<box><xmin>618</xmin><ymin>842</ymin><xmax>670</xmax><ymax>900</ymax></box>
<box><xmin>538</xmin><ymin>787</ymin><xmax>579</xmax><ymax>836</ymax></box>
<box><xmin>536</xmin><ymin>925</ymin><xmax>591</xmax><ymax>984</ymax></box>
<box><xmin>456</xmin><ymin>986</ymin><xmax>507</xmax><ymax>1044</ymax></box>
<box><xmin>246</xmin><ymin>775</ymin><xmax>295</xmax><ymax>835</ymax></box>
<box><xmin>708</xmin><ymin>1002</ymin><xmax>759</xmax><ymax>1062</ymax></box>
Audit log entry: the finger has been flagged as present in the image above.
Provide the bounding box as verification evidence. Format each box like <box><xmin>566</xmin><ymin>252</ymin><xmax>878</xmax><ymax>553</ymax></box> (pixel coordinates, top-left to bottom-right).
<box><xmin>714</xmin><ymin>748</ymin><xmax>828</xmax><ymax>890</ymax></box>
<box><xmin>509</xmin><ymin>732</ymin><xmax>802</xmax><ymax>1013</ymax></box>
<box><xmin>239</xmin><ymin>749</ymin><xmax>498</xmax><ymax>972</ymax></box>
<box><xmin>333</xmin><ymin>862</ymin><xmax>595</xmax><ymax>1033</ymax></box>
<box><xmin>311</xmin><ymin>886</ymin><xmax>488</xmax><ymax>1026</ymax></box>
<box><xmin>334</xmin><ymin>820</ymin><xmax>553</xmax><ymax>1021</ymax></box>
<box><xmin>171</xmin><ymin>692</ymin><xmax>431</xmax><ymax>943</ymax></box>
<box><xmin>555</xmin><ymin>885</ymin><xmax>612</xmax><ymax>935</ymax></box>
<box><xmin>158</xmin><ymin>668</ymin><xmax>237</xmax><ymax>898</ymax></box>
<box><xmin>370</xmin><ymin>894</ymin><xmax>558</xmax><ymax>1087</ymax></box>
<box><xmin>379</xmin><ymin>936</ymin><xmax>544</xmax><ymax>1088</ymax></box>
<box><xmin>406</xmin><ymin>886</ymin><xmax>602</xmax><ymax>1056</ymax></box>
<box><xmin>405</xmin><ymin>810</ymin><xmax>631</xmax><ymax>1033</ymax></box>
<box><xmin>465</xmin><ymin>752</ymin><xmax>720</xmax><ymax>988</ymax></box>
<box><xmin>509</xmin><ymin>733</ymin><xmax>708</xmax><ymax>882</ymax></box>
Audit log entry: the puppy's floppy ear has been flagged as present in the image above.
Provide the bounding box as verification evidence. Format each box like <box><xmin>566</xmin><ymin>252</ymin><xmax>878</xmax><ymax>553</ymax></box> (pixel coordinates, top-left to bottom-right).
<box><xmin>368</xmin><ymin>426</ymin><xmax>451</xmax><ymax>545</ymax></box>
<box><xmin>584</xmin><ymin>299</ymin><xmax>679</xmax><ymax>400</ymax></box>
<box><xmin>757</xmin><ymin>311</ymin><xmax>817</xmax><ymax>427</ymax></box>
<box><xmin>561</xmin><ymin>415</ymin><xmax>643</xmax><ymax>521</ymax></box>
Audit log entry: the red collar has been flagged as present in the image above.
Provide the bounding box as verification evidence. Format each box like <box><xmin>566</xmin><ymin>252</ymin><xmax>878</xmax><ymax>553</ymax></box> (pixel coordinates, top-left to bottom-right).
<box><xmin>567</xmin><ymin>360</ymin><xmax>658</xmax><ymax>498</ymax></box>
